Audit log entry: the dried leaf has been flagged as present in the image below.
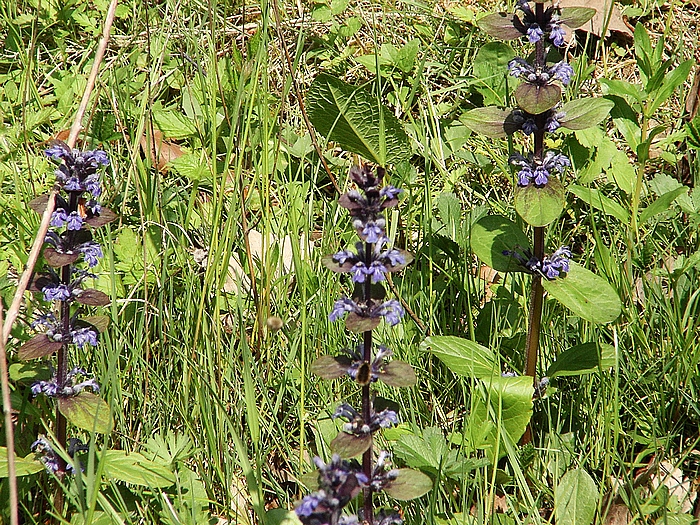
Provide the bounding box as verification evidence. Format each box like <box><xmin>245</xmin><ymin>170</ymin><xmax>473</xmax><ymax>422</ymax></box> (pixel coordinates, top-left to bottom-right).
<box><xmin>44</xmin><ymin>247</ymin><xmax>80</xmax><ymax>268</ymax></box>
<box><xmin>380</xmin><ymin>360</ymin><xmax>417</xmax><ymax>387</ymax></box>
<box><xmin>330</xmin><ymin>432</ymin><xmax>371</xmax><ymax>458</ymax></box>
<box><xmin>18</xmin><ymin>334</ymin><xmax>63</xmax><ymax>360</ymax></box>
<box><xmin>139</xmin><ymin>127</ymin><xmax>184</xmax><ymax>172</ymax></box>
<box><xmin>75</xmin><ymin>289</ymin><xmax>110</xmax><ymax>306</ymax></box>
<box><xmin>558</xmin><ymin>0</ymin><xmax>633</xmax><ymax>39</ymax></box>
<box><xmin>310</xmin><ymin>355</ymin><xmax>352</xmax><ymax>380</ymax></box>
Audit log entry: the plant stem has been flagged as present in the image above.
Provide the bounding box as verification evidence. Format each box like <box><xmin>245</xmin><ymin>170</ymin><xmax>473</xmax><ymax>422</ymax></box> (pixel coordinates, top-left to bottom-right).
<box><xmin>362</xmin><ymin>241</ymin><xmax>374</xmax><ymax>525</ymax></box>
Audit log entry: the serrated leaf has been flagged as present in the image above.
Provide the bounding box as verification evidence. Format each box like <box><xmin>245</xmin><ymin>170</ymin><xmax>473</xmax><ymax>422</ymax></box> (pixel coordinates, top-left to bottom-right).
<box><xmin>380</xmin><ymin>360</ymin><xmax>416</xmax><ymax>387</ymax></box>
<box><xmin>477</xmin><ymin>12</ymin><xmax>523</xmax><ymax>40</ymax></box>
<box><xmin>514</xmin><ymin>177</ymin><xmax>566</xmax><ymax>227</ymax></box>
<box><xmin>460</xmin><ymin>107</ymin><xmax>512</xmax><ymax>138</ymax></box>
<box><xmin>310</xmin><ymin>355</ymin><xmax>351</xmax><ymax>379</ymax></box>
<box><xmin>384</xmin><ymin>468</ymin><xmax>433</xmax><ymax>500</ymax></box>
<box><xmin>546</xmin><ymin>343</ymin><xmax>615</xmax><ymax>378</ymax></box>
<box><xmin>422</xmin><ymin>336</ymin><xmax>498</xmax><ymax>380</ymax></box>
<box><xmin>568</xmin><ymin>184</ymin><xmax>629</xmax><ymax>223</ymax></box>
<box><xmin>44</xmin><ymin>247</ymin><xmax>80</xmax><ymax>268</ymax></box>
<box><xmin>58</xmin><ymin>392</ymin><xmax>113</xmax><ymax>433</ymax></box>
<box><xmin>558</xmin><ymin>7</ymin><xmax>596</xmax><ymax>28</ymax></box>
<box><xmin>555</xmin><ymin>468</ymin><xmax>598</xmax><ymax>525</ymax></box>
<box><xmin>330</xmin><ymin>432</ymin><xmax>372</xmax><ymax>458</ymax></box>
<box><xmin>473</xmin><ymin>42</ymin><xmax>516</xmax><ymax>106</ymax></box>
<box><xmin>515</xmin><ymin>82</ymin><xmax>561</xmax><ymax>114</ymax></box>
<box><xmin>18</xmin><ymin>334</ymin><xmax>63</xmax><ymax>360</ymax></box>
<box><xmin>152</xmin><ymin>109</ymin><xmax>197</xmax><ymax>139</ymax></box>
<box><xmin>101</xmin><ymin>450</ymin><xmax>175</xmax><ymax>487</ymax></box>
<box><xmin>306</xmin><ymin>73</ymin><xmax>411</xmax><ymax>166</ymax></box>
<box><xmin>470</xmin><ymin>215</ymin><xmax>531</xmax><ymax>273</ymax></box>
<box><xmin>0</xmin><ymin>448</ymin><xmax>45</xmax><ymax>477</ymax></box>
<box><xmin>75</xmin><ymin>289</ymin><xmax>110</xmax><ymax>306</ymax></box>
<box><xmin>542</xmin><ymin>262</ymin><xmax>621</xmax><ymax>324</ymax></box>
<box><xmin>559</xmin><ymin>98</ymin><xmax>614</xmax><ymax>130</ymax></box>
<box><xmin>394</xmin><ymin>427</ymin><xmax>449</xmax><ymax>472</ymax></box>
<box><xmin>472</xmin><ymin>376</ymin><xmax>533</xmax><ymax>460</ymax></box>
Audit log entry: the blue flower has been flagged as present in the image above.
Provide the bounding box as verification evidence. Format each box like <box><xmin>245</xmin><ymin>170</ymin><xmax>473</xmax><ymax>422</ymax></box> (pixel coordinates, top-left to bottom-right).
<box><xmin>510</xmin><ymin>151</ymin><xmax>570</xmax><ymax>187</ymax></box>
<box><xmin>379</xmin><ymin>185</ymin><xmax>402</xmax><ymax>200</ymax></box>
<box><xmin>329</xmin><ymin>298</ymin><xmax>359</xmax><ymax>322</ymax></box>
<box><xmin>51</xmin><ymin>208</ymin><xmax>68</xmax><ymax>227</ymax></box>
<box><xmin>66</xmin><ymin>211</ymin><xmax>84</xmax><ymax>231</ymax></box>
<box><xmin>79</xmin><ymin>241</ymin><xmax>103</xmax><ymax>268</ymax></box>
<box><xmin>42</xmin><ymin>283</ymin><xmax>72</xmax><ymax>302</ymax></box>
<box><xmin>541</xmin><ymin>246</ymin><xmax>571</xmax><ymax>279</ymax></box>
<box><xmin>71</xmin><ymin>327</ymin><xmax>98</xmax><ymax>349</ymax></box>
<box><xmin>527</xmin><ymin>23</ymin><xmax>543</xmax><ymax>43</ymax></box>
<box><xmin>549</xmin><ymin>19</ymin><xmax>566</xmax><ymax>46</ymax></box>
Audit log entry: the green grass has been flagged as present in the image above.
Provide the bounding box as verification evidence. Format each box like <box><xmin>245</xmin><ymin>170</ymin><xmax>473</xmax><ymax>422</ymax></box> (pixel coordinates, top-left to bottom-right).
<box><xmin>1</xmin><ymin>0</ymin><xmax>699</xmax><ymax>523</ymax></box>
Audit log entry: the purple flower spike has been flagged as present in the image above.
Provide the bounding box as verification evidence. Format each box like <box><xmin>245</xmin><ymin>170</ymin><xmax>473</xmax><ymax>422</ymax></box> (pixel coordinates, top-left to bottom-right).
<box><xmin>51</xmin><ymin>208</ymin><xmax>68</xmax><ymax>227</ymax></box>
<box><xmin>329</xmin><ymin>298</ymin><xmax>358</xmax><ymax>322</ymax></box>
<box><xmin>79</xmin><ymin>241</ymin><xmax>103</xmax><ymax>268</ymax></box>
<box><xmin>71</xmin><ymin>327</ymin><xmax>99</xmax><ymax>349</ymax></box>
<box><xmin>42</xmin><ymin>284</ymin><xmax>72</xmax><ymax>302</ymax></box>
<box><xmin>549</xmin><ymin>21</ymin><xmax>566</xmax><ymax>47</ymax></box>
<box><xmin>66</xmin><ymin>211</ymin><xmax>84</xmax><ymax>231</ymax></box>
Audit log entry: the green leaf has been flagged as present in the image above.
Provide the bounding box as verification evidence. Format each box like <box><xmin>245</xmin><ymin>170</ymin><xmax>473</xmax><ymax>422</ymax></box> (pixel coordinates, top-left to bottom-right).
<box><xmin>559</xmin><ymin>98</ymin><xmax>614</xmax><ymax>130</ymax></box>
<box><xmin>542</xmin><ymin>262</ymin><xmax>621</xmax><ymax>324</ymax></box>
<box><xmin>633</xmin><ymin>23</ymin><xmax>653</xmax><ymax>79</ymax></box>
<box><xmin>0</xmin><ymin>448</ymin><xmax>44</xmax><ymax>477</ymax></box>
<box><xmin>421</xmin><ymin>336</ymin><xmax>498</xmax><ymax>380</ymax></box>
<box><xmin>568</xmin><ymin>184</ymin><xmax>629</xmax><ymax>223</ymax></box>
<box><xmin>515</xmin><ymin>82</ymin><xmax>561</xmax><ymax>114</ymax></box>
<box><xmin>460</xmin><ymin>107</ymin><xmax>513</xmax><ymax>138</ymax></box>
<box><xmin>384</xmin><ymin>468</ymin><xmax>433</xmax><ymax>500</ymax></box>
<box><xmin>639</xmin><ymin>187</ymin><xmax>687</xmax><ymax>225</ymax></box>
<box><xmin>101</xmin><ymin>450</ymin><xmax>176</xmax><ymax>487</ymax></box>
<box><xmin>472</xmin><ymin>43</ymin><xmax>515</xmax><ymax>106</ymax></box>
<box><xmin>266</xmin><ymin>509</ymin><xmax>303</xmax><ymax>525</ymax></box>
<box><xmin>306</xmin><ymin>73</ymin><xmax>411</xmax><ymax>166</ymax></box>
<box><xmin>647</xmin><ymin>60</ymin><xmax>694</xmax><ymax>117</ymax></box>
<box><xmin>514</xmin><ymin>178</ymin><xmax>566</xmax><ymax>227</ymax></box>
<box><xmin>470</xmin><ymin>215</ymin><xmax>531</xmax><ymax>272</ymax></box>
<box><xmin>9</xmin><ymin>362</ymin><xmax>51</xmax><ymax>383</ymax></box>
<box><xmin>152</xmin><ymin>109</ymin><xmax>197</xmax><ymax>139</ymax></box>
<box><xmin>472</xmin><ymin>376</ymin><xmax>533</xmax><ymax>460</ymax></box>
<box><xmin>600</xmin><ymin>79</ymin><xmax>645</xmax><ymax>105</ymax></box>
<box><xmin>394</xmin><ymin>427</ymin><xmax>449</xmax><ymax>472</ymax></box>
<box><xmin>555</xmin><ymin>468</ymin><xmax>598</xmax><ymax>525</ymax></box>
<box><xmin>169</xmin><ymin>151</ymin><xmax>210</xmax><ymax>181</ymax></box>
<box><xmin>558</xmin><ymin>7</ymin><xmax>596</xmax><ymax>28</ymax></box>
<box><xmin>546</xmin><ymin>343</ymin><xmax>615</xmax><ymax>378</ymax></box>
<box><xmin>477</xmin><ymin>12</ymin><xmax>522</xmax><ymax>40</ymax></box>
<box><xmin>607</xmin><ymin>150</ymin><xmax>636</xmax><ymax>195</ymax></box>
<box><xmin>58</xmin><ymin>392</ymin><xmax>113</xmax><ymax>433</ymax></box>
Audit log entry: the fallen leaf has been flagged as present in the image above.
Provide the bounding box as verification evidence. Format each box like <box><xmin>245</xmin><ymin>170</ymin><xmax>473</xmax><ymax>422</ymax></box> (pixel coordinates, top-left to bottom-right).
<box><xmin>558</xmin><ymin>0</ymin><xmax>633</xmax><ymax>39</ymax></box>
<box><xmin>139</xmin><ymin>126</ymin><xmax>184</xmax><ymax>172</ymax></box>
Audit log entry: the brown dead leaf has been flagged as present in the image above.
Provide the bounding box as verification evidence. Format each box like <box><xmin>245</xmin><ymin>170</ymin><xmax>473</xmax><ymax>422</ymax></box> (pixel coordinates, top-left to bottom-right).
<box><xmin>685</xmin><ymin>68</ymin><xmax>700</xmax><ymax>120</ymax></box>
<box><xmin>139</xmin><ymin>125</ymin><xmax>184</xmax><ymax>172</ymax></box>
<box><xmin>558</xmin><ymin>0</ymin><xmax>633</xmax><ymax>39</ymax></box>
<box><xmin>603</xmin><ymin>502</ymin><xmax>632</xmax><ymax>524</ymax></box>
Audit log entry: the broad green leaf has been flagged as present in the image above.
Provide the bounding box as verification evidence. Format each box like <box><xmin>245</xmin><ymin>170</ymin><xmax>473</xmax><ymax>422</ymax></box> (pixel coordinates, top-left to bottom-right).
<box><xmin>607</xmin><ymin>150</ymin><xmax>636</xmax><ymax>195</ymax></box>
<box><xmin>101</xmin><ymin>450</ymin><xmax>175</xmax><ymax>487</ymax></box>
<box><xmin>0</xmin><ymin>448</ymin><xmax>44</xmax><ymax>477</ymax></box>
<box><xmin>514</xmin><ymin>178</ymin><xmax>566</xmax><ymax>227</ymax></box>
<box><xmin>647</xmin><ymin>60</ymin><xmax>694</xmax><ymax>117</ymax></box>
<box><xmin>558</xmin><ymin>7</ymin><xmax>596</xmax><ymax>28</ymax></box>
<box><xmin>306</xmin><ymin>73</ymin><xmax>411</xmax><ymax>166</ymax></box>
<box><xmin>555</xmin><ymin>468</ymin><xmax>598</xmax><ymax>525</ymax></box>
<box><xmin>58</xmin><ymin>392</ymin><xmax>113</xmax><ymax>433</ymax></box>
<box><xmin>477</xmin><ymin>12</ymin><xmax>522</xmax><ymax>40</ymax></box>
<box><xmin>152</xmin><ymin>109</ymin><xmax>197</xmax><ymax>139</ymax></box>
<box><xmin>394</xmin><ymin>427</ymin><xmax>449</xmax><ymax>473</ymax></box>
<box><xmin>559</xmin><ymin>98</ymin><xmax>614</xmax><ymax>130</ymax></box>
<box><xmin>638</xmin><ymin>187</ymin><xmax>687</xmax><ymax>225</ymax></box>
<box><xmin>472</xmin><ymin>43</ymin><xmax>515</xmax><ymax>106</ymax></box>
<box><xmin>600</xmin><ymin>79</ymin><xmax>645</xmax><ymax>105</ymax></box>
<box><xmin>384</xmin><ymin>468</ymin><xmax>433</xmax><ymax>500</ymax></box>
<box><xmin>515</xmin><ymin>82</ymin><xmax>561</xmax><ymax>114</ymax></box>
<box><xmin>9</xmin><ymin>362</ymin><xmax>51</xmax><ymax>383</ymax></box>
<box><xmin>266</xmin><ymin>509</ymin><xmax>303</xmax><ymax>525</ymax></box>
<box><xmin>460</xmin><ymin>107</ymin><xmax>512</xmax><ymax>138</ymax></box>
<box><xmin>169</xmin><ymin>151</ymin><xmax>210</xmax><ymax>181</ymax></box>
<box><xmin>608</xmin><ymin>95</ymin><xmax>642</xmax><ymax>151</ymax></box>
<box><xmin>470</xmin><ymin>215</ymin><xmax>531</xmax><ymax>272</ymax></box>
<box><xmin>70</xmin><ymin>511</ymin><xmax>116</xmax><ymax>525</ymax></box>
<box><xmin>472</xmin><ymin>376</ymin><xmax>533</xmax><ymax>460</ymax></box>
<box><xmin>633</xmin><ymin>23</ymin><xmax>653</xmax><ymax>79</ymax></box>
<box><xmin>546</xmin><ymin>343</ymin><xmax>615</xmax><ymax>378</ymax></box>
<box><xmin>422</xmin><ymin>336</ymin><xmax>498</xmax><ymax>380</ymax></box>
<box><xmin>568</xmin><ymin>184</ymin><xmax>629</xmax><ymax>223</ymax></box>
<box><xmin>542</xmin><ymin>262</ymin><xmax>621</xmax><ymax>324</ymax></box>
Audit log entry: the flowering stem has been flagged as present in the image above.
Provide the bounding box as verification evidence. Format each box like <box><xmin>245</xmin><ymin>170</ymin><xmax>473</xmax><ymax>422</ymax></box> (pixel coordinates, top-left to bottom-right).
<box><xmin>362</xmin><ymin>241</ymin><xmax>374</xmax><ymax>525</ymax></box>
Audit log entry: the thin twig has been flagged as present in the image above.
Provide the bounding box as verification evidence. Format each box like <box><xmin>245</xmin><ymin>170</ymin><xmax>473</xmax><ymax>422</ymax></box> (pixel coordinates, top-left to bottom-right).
<box><xmin>270</xmin><ymin>0</ymin><xmax>340</xmax><ymax>194</ymax></box>
<box><xmin>0</xmin><ymin>304</ymin><xmax>18</xmax><ymax>525</ymax></box>
<box><xmin>0</xmin><ymin>0</ymin><xmax>119</xmax><ymax>519</ymax></box>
